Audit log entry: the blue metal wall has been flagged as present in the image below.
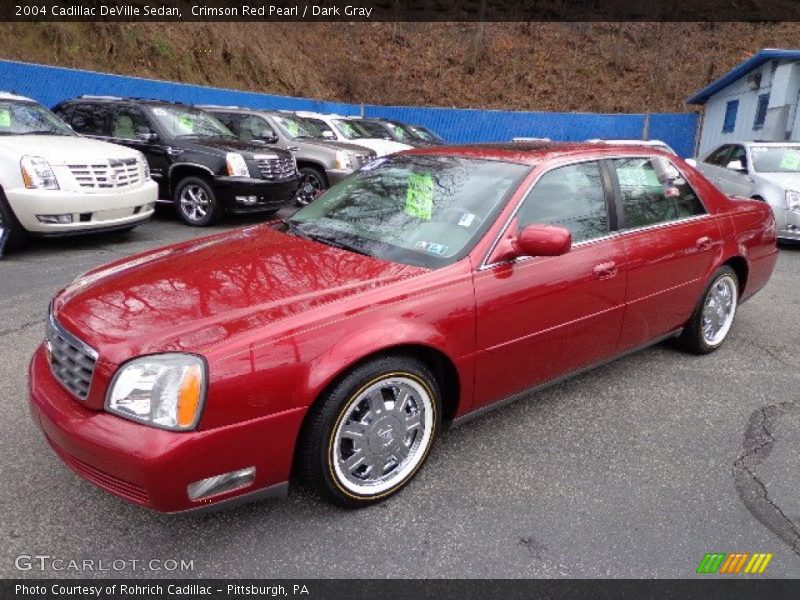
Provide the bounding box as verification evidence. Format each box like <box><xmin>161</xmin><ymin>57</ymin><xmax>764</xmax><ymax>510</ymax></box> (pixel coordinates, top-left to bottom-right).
<box><xmin>0</xmin><ymin>59</ymin><xmax>698</xmax><ymax>157</ymax></box>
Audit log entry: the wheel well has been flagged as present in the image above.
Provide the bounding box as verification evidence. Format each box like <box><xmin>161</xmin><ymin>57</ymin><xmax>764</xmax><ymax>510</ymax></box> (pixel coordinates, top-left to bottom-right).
<box><xmin>168</xmin><ymin>165</ymin><xmax>213</xmax><ymax>196</ymax></box>
<box><xmin>751</xmin><ymin>195</ymin><xmax>765</xmax><ymax>202</ymax></box>
<box><xmin>295</xmin><ymin>161</ymin><xmax>328</xmax><ymax>186</ymax></box>
<box><xmin>723</xmin><ymin>256</ymin><xmax>749</xmax><ymax>297</ymax></box>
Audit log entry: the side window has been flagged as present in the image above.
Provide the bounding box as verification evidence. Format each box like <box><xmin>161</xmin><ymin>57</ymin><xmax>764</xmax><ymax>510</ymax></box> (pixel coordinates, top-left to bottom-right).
<box><xmin>613</xmin><ymin>157</ymin><xmax>706</xmax><ymax>229</ymax></box>
<box><xmin>238</xmin><ymin>115</ymin><xmax>274</xmax><ymax>141</ymax></box>
<box><xmin>518</xmin><ymin>161</ymin><xmax>609</xmax><ymax>243</ymax></box>
<box><xmin>727</xmin><ymin>145</ymin><xmax>748</xmax><ymax>171</ymax></box>
<box><xmin>68</xmin><ymin>103</ymin><xmax>111</xmax><ymax>136</ymax></box>
<box><xmin>213</xmin><ymin>112</ymin><xmax>239</xmax><ymax>133</ymax></box>
<box><xmin>305</xmin><ymin>118</ymin><xmax>335</xmax><ymax>137</ymax></box>
<box><xmin>110</xmin><ymin>107</ymin><xmax>153</xmax><ymax>140</ymax></box>
<box><xmin>705</xmin><ymin>145</ymin><xmax>731</xmax><ymax>166</ymax></box>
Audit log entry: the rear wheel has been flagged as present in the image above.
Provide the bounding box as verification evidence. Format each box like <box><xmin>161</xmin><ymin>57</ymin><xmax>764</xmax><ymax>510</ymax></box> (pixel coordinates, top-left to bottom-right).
<box><xmin>0</xmin><ymin>191</ymin><xmax>29</xmax><ymax>253</ymax></box>
<box><xmin>295</xmin><ymin>166</ymin><xmax>327</xmax><ymax>206</ymax></box>
<box><xmin>174</xmin><ymin>176</ymin><xmax>223</xmax><ymax>226</ymax></box>
<box><xmin>680</xmin><ymin>266</ymin><xmax>738</xmax><ymax>354</ymax></box>
<box><xmin>297</xmin><ymin>355</ymin><xmax>440</xmax><ymax>508</ymax></box>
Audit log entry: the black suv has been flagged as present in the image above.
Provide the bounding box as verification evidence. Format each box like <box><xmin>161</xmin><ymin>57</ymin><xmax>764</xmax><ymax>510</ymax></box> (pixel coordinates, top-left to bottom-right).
<box><xmin>53</xmin><ymin>97</ymin><xmax>299</xmax><ymax>226</ymax></box>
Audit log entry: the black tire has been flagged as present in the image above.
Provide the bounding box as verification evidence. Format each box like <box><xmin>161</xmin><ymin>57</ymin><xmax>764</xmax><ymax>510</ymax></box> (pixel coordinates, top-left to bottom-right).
<box><xmin>0</xmin><ymin>190</ymin><xmax>29</xmax><ymax>253</ymax></box>
<box><xmin>295</xmin><ymin>166</ymin><xmax>327</xmax><ymax>206</ymax></box>
<box><xmin>173</xmin><ymin>176</ymin><xmax>223</xmax><ymax>226</ymax></box>
<box><xmin>679</xmin><ymin>265</ymin><xmax>739</xmax><ymax>355</ymax></box>
<box><xmin>296</xmin><ymin>355</ymin><xmax>441</xmax><ymax>508</ymax></box>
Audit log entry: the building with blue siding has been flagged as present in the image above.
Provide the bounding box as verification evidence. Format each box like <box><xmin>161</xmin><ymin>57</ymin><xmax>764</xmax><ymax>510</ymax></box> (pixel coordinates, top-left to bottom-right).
<box><xmin>688</xmin><ymin>49</ymin><xmax>800</xmax><ymax>156</ymax></box>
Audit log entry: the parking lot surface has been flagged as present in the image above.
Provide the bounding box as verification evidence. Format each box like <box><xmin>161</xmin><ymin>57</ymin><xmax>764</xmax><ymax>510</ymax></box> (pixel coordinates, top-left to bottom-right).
<box><xmin>1</xmin><ymin>207</ymin><xmax>799</xmax><ymax>578</ymax></box>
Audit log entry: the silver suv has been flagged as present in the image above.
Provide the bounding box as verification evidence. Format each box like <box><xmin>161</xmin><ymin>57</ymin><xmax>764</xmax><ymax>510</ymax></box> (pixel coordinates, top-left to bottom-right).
<box><xmin>694</xmin><ymin>141</ymin><xmax>800</xmax><ymax>242</ymax></box>
<box><xmin>203</xmin><ymin>106</ymin><xmax>376</xmax><ymax>205</ymax></box>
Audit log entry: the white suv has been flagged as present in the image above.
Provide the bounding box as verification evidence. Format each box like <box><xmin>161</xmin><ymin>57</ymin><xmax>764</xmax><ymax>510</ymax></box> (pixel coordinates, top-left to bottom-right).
<box><xmin>293</xmin><ymin>111</ymin><xmax>413</xmax><ymax>157</ymax></box>
<box><xmin>0</xmin><ymin>93</ymin><xmax>158</xmax><ymax>253</ymax></box>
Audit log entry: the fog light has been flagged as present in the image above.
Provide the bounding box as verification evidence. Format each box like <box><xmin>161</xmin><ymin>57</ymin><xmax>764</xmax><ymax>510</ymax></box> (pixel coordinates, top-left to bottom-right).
<box><xmin>235</xmin><ymin>195</ymin><xmax>258</xmax><ymax>205</ymax></box>
<box><xmin>36</xmin><ymin>214</ymin><xmax>73</xmax><ymax>224</ymax></box>
<box><xmin>187</xmin><ymin>466</ymin><xmax>256</xmax><ymax>501</ymax></box>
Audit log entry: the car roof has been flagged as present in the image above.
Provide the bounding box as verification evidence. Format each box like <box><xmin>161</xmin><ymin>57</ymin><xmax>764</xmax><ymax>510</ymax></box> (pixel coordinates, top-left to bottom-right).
<box><xmin>59</xmin><ymin>96</ymin><xmax>193</xmax><ymax>108</ymax></box>
<box><xmin>740</xmin><ymin>141</ymin><xmax>800</xmax><ymax>147</ymax></box>
<box><xmin>402</xmin><ymin>141</ymin><xmax>677</xmax><ymax>165</ymax></box>
<box><xmin>586</xmin><ymin>138</ymin><xmax>670</xmax><ymax>146</ymax></box>
<box><xmin>0</xmin><ymin>91</ymin><xmax>35</xmax><ymax>102</ymax></box>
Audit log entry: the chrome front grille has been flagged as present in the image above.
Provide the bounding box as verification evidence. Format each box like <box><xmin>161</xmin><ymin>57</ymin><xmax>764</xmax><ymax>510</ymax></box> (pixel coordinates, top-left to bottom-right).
<box><xmin>68</xmin><ymin>158</ymin><xmax>140</xmax><ymax>190</ymax></box>
<box><xmin>46</xmin><ymin>315</ymin><xmax>98</xmax><ymax>400</ymax></box>
<box><xmin>254</xmin><ymin>155</ymin><xmax>296</xmax><ymax>181</ymax></box>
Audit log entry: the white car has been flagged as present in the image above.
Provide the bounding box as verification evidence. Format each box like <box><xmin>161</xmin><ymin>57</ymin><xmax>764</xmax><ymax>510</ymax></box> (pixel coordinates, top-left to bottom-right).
<box><xmin>0</xmin><ymin>93</ymin><xmax>158</xmax><ymax>252</ymax></box>
<box><xmin>586</xmin><ymin>138</ymin><xmax>677</xmax><ymax>155</ymax></box>
<box><xmin>692</xmin><ymin>141</ymin><xmax>800</xmax><ymax>242</ymax></box>
<box><xmin>294</xmin><ymin>111</ymin><xmax>413</xmax><ymax>157</ymax></box>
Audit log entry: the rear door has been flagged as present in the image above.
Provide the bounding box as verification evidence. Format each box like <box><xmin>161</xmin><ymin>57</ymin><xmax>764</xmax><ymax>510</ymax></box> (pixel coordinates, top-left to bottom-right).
<box><xmin>609</xmin><ymin>156</ymin><xmax>721</xmax><ymax>350</ymax></box>
<box><xmin>472</xmin><ymin>159</ymin><xmax>627</xmax><ymax>409</ymax></box>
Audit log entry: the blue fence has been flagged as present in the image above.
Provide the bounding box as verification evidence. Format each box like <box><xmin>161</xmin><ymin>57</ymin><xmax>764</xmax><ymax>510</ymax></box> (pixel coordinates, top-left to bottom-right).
<box><xmin>0</xmin><ymin>59</ymin><xmax>698</xmax><ymax>156</ymax></box>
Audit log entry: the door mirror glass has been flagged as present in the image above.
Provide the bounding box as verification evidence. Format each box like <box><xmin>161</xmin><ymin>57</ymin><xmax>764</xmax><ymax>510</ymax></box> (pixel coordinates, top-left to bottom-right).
<box><xmin>135</xmin><ymin>129</ymin><xmax>158</xmax><ymax>143</ymax></box>
<box><xmin>258</xmin><ymin>131</ymin><xmax>279</xmax><ymax>144</ymax></box>
<box><xmin>321</xmin><ymin>130</ymin><xmax>335</xmax><ymax>139</ymax></box>
<box><xmin>515</xmin><ymin>225</ymin><xmax>572</xmax><ymax>257</ymax></box>
<box><xmin>726</xmin><ymin>159</ymin><xmax>745</xmax><ymax>172</ymax></box>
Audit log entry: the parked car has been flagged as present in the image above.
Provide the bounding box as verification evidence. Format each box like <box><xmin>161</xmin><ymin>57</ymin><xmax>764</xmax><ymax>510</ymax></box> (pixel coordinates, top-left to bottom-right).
<box><xmin>407</xmin><ymin>124</ymin><xmax>445</xmax><ymax>145</ymax></box>
<box><xmin>293</xmin><ymin>111</ymin><xmax>413</xmax><ymax>157</ymax></box>
<box><xmin>202</xmin><ymin>106</ymin><xmax>376</xmax><ymax>205</ymax></box>
<box><xmin>29</xmin><ymin>143</ymin><xmax>777</xmax><ymax>512</ymax></box>
<box><xmin>348</xmin><ymin>117</ymin><xmax>438</xmax><ymax>147</ymax></box>
<box><xmin>691</xmin><ymin>142</ymin><xmax>800</xmax><ymax>242</ymax></box>
<box><xmin>0</xmin><ymin>92</ymin><xmax>157</xmax><ymax>253</ymax></box>
<box><xmin>586</xmin><ymin>139</ymin><xmax>677</xmax><ymax>155</ymax></box>
<box><xmin>52</xmin><ymin>97</ymin><xmax>299</xmax><ymax>226</ymax></box>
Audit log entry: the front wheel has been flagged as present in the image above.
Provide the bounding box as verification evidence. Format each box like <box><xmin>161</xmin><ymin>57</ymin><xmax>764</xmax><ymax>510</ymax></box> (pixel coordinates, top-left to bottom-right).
<box><xmin>680</xmin><ymin>266</ymin><xmax>738</xmax><ymax>354</ymax></box>
<box><xmin>297</xmin><ymin>356</ymin><xmax>440</xmax><ymax>508</ymax></box>
<box><xmin>295</xmin><ymin>166</ymin><xmax>327</xmax><ymax>206</ymax></box>
<box><xmin>174</xmin><ymin>176</ymin><xmax>223</xmax><ymax>226</ymax></box>
<box><xmin>0</xmin><ymin>192</ymin><xmax>29</xmax><ymax>253</ymax></box>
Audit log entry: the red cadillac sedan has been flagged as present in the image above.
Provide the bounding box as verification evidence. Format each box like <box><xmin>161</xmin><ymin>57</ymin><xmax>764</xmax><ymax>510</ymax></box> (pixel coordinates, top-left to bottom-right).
<box><xmin>29</xmin><ymin>143</ymin><xmax>778</xmax><ymax>512</ymax></box>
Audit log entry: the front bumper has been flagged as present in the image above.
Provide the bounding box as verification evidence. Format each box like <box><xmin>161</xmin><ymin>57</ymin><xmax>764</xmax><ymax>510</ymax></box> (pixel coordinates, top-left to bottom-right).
<box><xmin>6</xmin><ymin>181</ymin><xmax>158</xmax><ymax>234</ymax></box>
<box><xmin>28</xmin><ymin>346</ymin><xmax>305</xmax><ymax>513</ymax></box>
<box><xmin>214</xmin><ymin>176</ymin><xmax>299</xmax><ymax>214</ymax></box>
<box><xmin>778</xmin><ymin>209</ymin><xmax>800</xmax><ymax>241</ymax></box>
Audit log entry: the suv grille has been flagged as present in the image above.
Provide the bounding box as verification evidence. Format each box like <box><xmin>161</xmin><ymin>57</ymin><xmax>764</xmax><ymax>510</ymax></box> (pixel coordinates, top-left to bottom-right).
<box><xmin>68</xmin><ymin>158</ymin><xmax>140</xmax><ymax>190</ymax></box>
<box><xmin>254</xmin><ymin>156</ymin><xmax>296</xmax><ymax>181</ymax></box>
<box><xmin>46</xmin><ymin>315</ymin><xmax>98</xmax><ymax>400</ymax></box>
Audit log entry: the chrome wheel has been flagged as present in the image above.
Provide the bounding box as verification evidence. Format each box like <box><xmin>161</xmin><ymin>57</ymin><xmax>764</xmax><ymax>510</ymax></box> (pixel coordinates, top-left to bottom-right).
<box><xmin>332</xmin><ymin>375</ymin><xmax>434</xmax><ymax>496</ymax></box>
<box><xmin>701</xmin><ymin>274</ymin><xmax>737</xmax><ymax>346</ymax></box>
<box><xmin>295</xmin><ymin>170</ymin><xmax>324</xmax><ymax>206</ymax></box>
<box><xmin>179</xmin><ymin>184</ymin><xmax>210</xmax><ymax>221</ymax></box>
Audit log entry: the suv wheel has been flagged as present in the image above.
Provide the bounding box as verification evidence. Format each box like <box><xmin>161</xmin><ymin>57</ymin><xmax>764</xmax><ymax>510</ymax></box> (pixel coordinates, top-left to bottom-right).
<box><xmin>0</xmin><ymin>191</ymin><xmax>29</xmax><ymax>253</ymax></box>
<box><xmin>297</xmin><ymin>355</ymin><xmax>440</xmax><ymax>508</ymax></box>
<box><xmin>680</xmin><ymin>266</ymin><xmax>739</xmax><ymax>354</ymax></box>
<box><xmin>174</xmin><ymin>176</ymin><xmax>223</xmax><ymax>226</ymax></box>
<box><xmin>295</xmin><ymin>166</ymin><xmax>327</xmax><ymax>206</ymax></box>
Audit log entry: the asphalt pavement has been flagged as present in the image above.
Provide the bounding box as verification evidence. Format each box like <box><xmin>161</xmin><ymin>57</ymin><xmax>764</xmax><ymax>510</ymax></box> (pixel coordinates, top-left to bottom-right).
<box><xmin>1</xmin><ymin>206</ymin><xmax>799</xmax><ymax>578</ymax></box>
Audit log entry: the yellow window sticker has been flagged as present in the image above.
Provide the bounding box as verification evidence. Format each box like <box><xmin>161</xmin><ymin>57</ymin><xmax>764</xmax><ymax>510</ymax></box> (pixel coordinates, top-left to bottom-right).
<box><xmin>178</xmin><ymin>114</ymin><xmax>194</xmax><ymax>133</ymax></box>
<box><xmin>780</xmin><ymin>151</ymin><xmax>800</xmax><ymax>170</ymax></box>
<box><xmin>286</xmin><ymin>121</ymin><xmax>300</xmax><ymax>136</ymax></box>
<box><xmin>0</xmin><ymin>108</ymin><xmax>10</xmax><ymax>128</ymax></box>
<box><xmin>405</xmin><ymin>173</ymin><xmax>434</xmax><ymax>220</ymax></box>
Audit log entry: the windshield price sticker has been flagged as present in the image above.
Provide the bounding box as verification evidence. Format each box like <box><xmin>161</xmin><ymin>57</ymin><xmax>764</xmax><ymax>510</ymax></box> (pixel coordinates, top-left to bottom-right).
<box><xmin>178</xmin><ymin>114</ymin><xmax>195</xmax><ymax>133</ymax></box>
<box><xmin>780</xmin><ymin>151</ymin><xmax>800</xmax><ymax>170</ymax></box>
<box><xmin>0</xmin><ymin>108</ymin><xmax>10</xmax><ymax>128</ymax></box>
<box><xmin>405</xmin><ymin>173</ymin><xmax>434</xmax><ymax>220</ymax></box>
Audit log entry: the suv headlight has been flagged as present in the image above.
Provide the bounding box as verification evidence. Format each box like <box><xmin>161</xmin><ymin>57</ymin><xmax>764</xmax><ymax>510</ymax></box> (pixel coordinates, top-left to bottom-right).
<box><xmin>20</xmin><ymin>156</ymin><xmax>59</xmax><ymax>190</ymax></box>
<box><xmin>106</xmin><ymin>353</ymin><xmax>206</xmax><ymax>431</ymax></box>
<box><xmin>786</xmin><ymin>190</ymin><xmax>800</xmax><ymax>210</ymax></box>
<box><xmin>335</xmin><ymin>150</ymin><xmax>353</xmax><ymax>170</ymax></box>
<box><xmin>138</xmin><ymin>154</ymin><xmax>151</xmax><ymax>180</ymax></box>
<box><xmin>226</xmin><ymin>152</ymin><xmax>250</xmax><ymax>177</ymax></box>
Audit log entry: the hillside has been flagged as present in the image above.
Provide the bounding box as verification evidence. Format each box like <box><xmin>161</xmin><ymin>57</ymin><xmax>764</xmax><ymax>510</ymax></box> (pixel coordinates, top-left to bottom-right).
<box><xmin>1</xmin><ymin>22</ymin><xmax>799</xmax><ymax>113</ymax></box>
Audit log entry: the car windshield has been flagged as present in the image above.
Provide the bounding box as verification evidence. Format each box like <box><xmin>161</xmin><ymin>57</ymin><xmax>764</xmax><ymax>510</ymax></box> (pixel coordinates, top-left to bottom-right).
<box><xmin>410</xmin><ymin>125</ymin><xmax>442</xmax><ymax>142</ymax></box>
<box><xmin>332</xmin><ymin>119</ymin><xmax>373</xmax><ymax>140</ymax></box>
<box><xmin>750</xmin><ymin>146</ymin><xmax>800</xmax><ymax>173</ymax></box>
<box><xmin>147</xmin><ymin>105</ymin><xmax>235</xmax><ymax>139</ymax></box>
<box><xmin>383</xmin><ymin>121</ymin><xmax>416</xmax><ymax>142</ymax></box>
<box><xmin>272</xmin><ymin>114</ymin><xmax>324</xmax><ymax>140</ymax></box>
<box><xmin>0</xmin><ymin>100</ymin><xmax>74</xmax><ymax>136</ymax></box>
<box><xmin>285</xmin><ymin>155</ymin><xmax>531</xmax><ymax>268</ymax></box>
<box><xmin>356</xmin><ymin>120</ymin><xmax>394</xmax><ymax>140</ymax></box>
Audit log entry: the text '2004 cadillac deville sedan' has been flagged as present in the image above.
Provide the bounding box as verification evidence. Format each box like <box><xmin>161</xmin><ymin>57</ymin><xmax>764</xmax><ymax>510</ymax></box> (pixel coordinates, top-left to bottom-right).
<box><xmin>29</xmin><ymin>143</ymin><xmax>778</xmax><ymax>512</ymax></box>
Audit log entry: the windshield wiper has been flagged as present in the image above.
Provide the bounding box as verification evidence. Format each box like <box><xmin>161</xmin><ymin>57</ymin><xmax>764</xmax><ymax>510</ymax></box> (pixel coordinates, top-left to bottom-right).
<box><xmin>283</xmin><ymin>220</ymin><xmax>371</xmax><ymax>257</ymax></box>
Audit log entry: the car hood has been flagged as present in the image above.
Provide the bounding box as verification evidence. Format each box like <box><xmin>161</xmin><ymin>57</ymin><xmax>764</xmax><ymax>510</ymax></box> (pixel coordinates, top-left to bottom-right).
<box><xmin>178</xmin><ymin>136</ymin><xmax>290</xmax><ymax>159</ymax></box>
<box><xmin>342</xmin><ymin>138</ymin><xmax>414</xmax><ymax>157</ymax></box>
<box><xmin>0</xmin><ymin>135</ymin><xmax>141</xmax><ymax>165</ymax></box>
<box><xmin>53</xmin><ymin>225</ymin><xmax>425</xmax><ymax>364</ymax></box>
<box><xmin>295</xmin><ymin>138</ymin><xmax>375</xmax><ymax>155</ymax></box>
<box><xmin>754</xmin><ymin>172</ymin><xmax>800</xmax><ymax>190</ymax></box>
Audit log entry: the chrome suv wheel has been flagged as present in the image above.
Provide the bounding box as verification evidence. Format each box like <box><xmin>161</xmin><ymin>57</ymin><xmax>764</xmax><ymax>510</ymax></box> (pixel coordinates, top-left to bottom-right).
<box><xmin>297</xmin><ymin>356</ymin><xmax>440</xmax><ymax>507</ymax></box>
<box><xmin>680</xmin><ymin>265</ymin><xmax>739</xmax><ymax>354</ymax></box>
<box><xmin>174</xmin><ymin>176</ymin><xmax>223</xmax><ymax>227</ymax></box>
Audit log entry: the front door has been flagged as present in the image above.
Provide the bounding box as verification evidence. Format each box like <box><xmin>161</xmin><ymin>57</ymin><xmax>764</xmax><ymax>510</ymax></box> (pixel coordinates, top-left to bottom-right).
<box><xmin>472</xmin><ymin>159</ymin><xmax>627</xmax><ymax>409</ymax></box>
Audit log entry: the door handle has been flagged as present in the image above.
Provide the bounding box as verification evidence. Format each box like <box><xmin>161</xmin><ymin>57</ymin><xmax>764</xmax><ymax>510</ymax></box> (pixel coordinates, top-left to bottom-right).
<box><xmin>696</xmin><ymin>236</ymin><xmax>712</xmax><ymax>251</ymax></box>
<box><xmin>593</xmin><ymin>261</ymin><xmax>617</xmax><ymax>279</ymax></box>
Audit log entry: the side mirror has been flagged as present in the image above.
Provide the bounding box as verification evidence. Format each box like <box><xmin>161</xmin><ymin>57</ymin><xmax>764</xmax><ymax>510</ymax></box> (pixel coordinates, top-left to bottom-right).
<box><xmin>321</xmin><ymin>131</ymin><xmax>335</xmax><ymax>139</ymax></box>
<box><xmin>685</xmin><ymin>158</ymin><xmax>698</xmax><ymax>168</ymax></box>
<box><xmin>136</xmin><ymin>131</ymin><xmax>158</xmax><ymax>143</ymax></box>
<box><xmin>515</xmin><ymin>225</ymin><xmax>572</xmax><ymax>257</ymax></box>
<box><xmin>726</xmin><ymin>159</ymin><xmax>745</xmax><ymax>172</ymax></box>
<box><xmin>259</xmin><ymin>133</ymin><xmax>279</xmax><ymax>144</ymax></box>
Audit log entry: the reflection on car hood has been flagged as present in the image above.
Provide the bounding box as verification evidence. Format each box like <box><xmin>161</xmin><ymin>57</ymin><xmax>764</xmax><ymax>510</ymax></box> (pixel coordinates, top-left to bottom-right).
<box><xmin>0</xmin><ymin>135</ymin><xmax>141</xmax><ymax>165</ymax></box>
<box><xmin>754</xmin><ymin>172</ymin><xmax>800</xmax><ymax>190</ymax></box>
<box><xmin>295</xmin><ymin>138</ymin><xmax>374</xmax><ymax>155</ymax></box>
<box><xmin>179</xmin><ymin>136</ymin><xmax>291</xmax><ymax>159</ymax></box>
<box><xmin>342</xmin><ymin>138</ymin><xmax>414</xmax><ymax>157</ymax></box>
<box><xmin>53</xmin><ymin>225</ymin><xmax>425</xmax><ymax>364</ymax></box>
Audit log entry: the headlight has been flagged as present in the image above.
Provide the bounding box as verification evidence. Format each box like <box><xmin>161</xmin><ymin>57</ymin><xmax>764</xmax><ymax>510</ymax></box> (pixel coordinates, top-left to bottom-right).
<box><xmin>335</xmin><ymin>150</ymin><xmax>353</xmax><ymax>170</ymax></box>
<box><xmin>20</xmin><ymin>156</ymin><xmax>59</xmax><ymax>190</ymax></box>
<box><xmin>226</xmin><ymin>152</ymin><xmax>250</xmax><ymax>177</ymax></box>
<box><xmin>139</xmin><ymin>154</ymin><xmax>151</xmax><ymax>180</ymax></box>
<box><xmin>106</xmin><ymin>353</ymin><xmax>206</xmax><ymax>431</ymax></box>
<box><xmin>786</xmin><ymin>190</ymin><xmax>800</xmax><ymax>210</ymax></box>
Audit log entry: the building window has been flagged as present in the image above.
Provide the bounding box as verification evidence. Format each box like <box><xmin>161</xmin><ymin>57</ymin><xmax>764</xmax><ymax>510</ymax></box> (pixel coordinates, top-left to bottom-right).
<box><xmin>722</xmin><ymin>100</ymin><xmax>739</xmax><ymax>133</ymax></box>
<box><xmin>753</xmin><ymin>94</ymin><xmax>769</xmax><ymax>130</ymax></box>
